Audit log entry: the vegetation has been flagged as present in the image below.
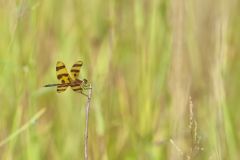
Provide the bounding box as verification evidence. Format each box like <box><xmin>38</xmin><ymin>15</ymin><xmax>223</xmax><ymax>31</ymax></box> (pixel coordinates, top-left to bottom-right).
<box><xmin>0</xmin><ymin>0</ymin><xmax>239</xmax><ymax>159</ymax></box>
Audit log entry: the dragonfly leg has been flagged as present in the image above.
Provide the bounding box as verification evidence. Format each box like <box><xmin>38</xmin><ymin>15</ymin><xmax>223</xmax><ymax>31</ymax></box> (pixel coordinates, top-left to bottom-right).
<box><xmin>83</xmin><ymin>84</ymin><xmax>92</xmax><ymax>90</ymax></box>
<box><xmin>83</xmin><ymin>87</ymin><xmax>92</xmax><ymax>90</ymax></box>
<box><xmin>80</xmin><ymin>91</ymin><xmax>88</xmax><ymax>97</ymax></box>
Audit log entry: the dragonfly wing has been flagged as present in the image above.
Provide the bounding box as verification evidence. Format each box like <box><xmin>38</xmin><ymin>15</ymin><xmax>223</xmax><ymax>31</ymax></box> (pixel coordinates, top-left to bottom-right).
<box><xmin>70</xmin><ymin>80</ymin><xmax>83</xmax><ymax>92</ymax></box>
<box><xmin>56</xmin><ymin>61</ymin><xmax>71</xmax><ymax>93</ymax></box>
<box><xmin>70</xmin><ymin>61</ymin><xmax>83</xmax><ymax>80</ymax></box>
<box><xmin>57</xmin><ymin>84</ymin><xmax>69</xmax><ymax>93</ymax></box>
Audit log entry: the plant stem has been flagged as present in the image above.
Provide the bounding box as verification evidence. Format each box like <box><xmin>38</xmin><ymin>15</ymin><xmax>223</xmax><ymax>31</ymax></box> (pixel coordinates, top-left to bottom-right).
<box><xmin>84</xmin><ymin>85</ymin><xmax>92</xmax><ymax>160</ymax></box>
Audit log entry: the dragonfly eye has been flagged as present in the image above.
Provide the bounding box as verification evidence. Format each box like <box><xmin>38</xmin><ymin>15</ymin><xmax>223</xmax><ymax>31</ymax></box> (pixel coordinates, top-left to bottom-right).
<box><xmin>83</xmin><ymin>79</ymin><xmax>88</xmax><ymax>84</ymax></box>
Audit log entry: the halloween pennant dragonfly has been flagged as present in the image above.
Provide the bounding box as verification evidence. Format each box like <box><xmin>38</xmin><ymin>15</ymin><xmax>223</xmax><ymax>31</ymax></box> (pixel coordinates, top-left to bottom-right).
<box><xmin>44</xmin><ymin>61</ymin><xmax>91</xmax><ymax>96</ymax></box>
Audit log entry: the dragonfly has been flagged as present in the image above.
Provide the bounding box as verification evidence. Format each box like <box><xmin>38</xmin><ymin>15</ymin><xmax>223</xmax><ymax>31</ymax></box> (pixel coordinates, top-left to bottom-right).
<box><xmin>44</xmin><ymin>61</ymin><xmax>91</xmax><ymax>96</ymax></box>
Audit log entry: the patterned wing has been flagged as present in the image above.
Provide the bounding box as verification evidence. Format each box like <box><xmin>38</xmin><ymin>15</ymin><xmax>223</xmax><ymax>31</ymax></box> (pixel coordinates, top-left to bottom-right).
<box><xmin>70</xmin><ymin>60</ymin><xmax>83</xmax><ymax>80</ymax></box>
<box><xmin>70</xmin><ymin>79</ymin><xmax>83</xmax><ymax>92</ymax></box>
<box><xmin>56</xmin><ymin>61</ymin><xmax>71</xmax><ymax>93</ymax></box>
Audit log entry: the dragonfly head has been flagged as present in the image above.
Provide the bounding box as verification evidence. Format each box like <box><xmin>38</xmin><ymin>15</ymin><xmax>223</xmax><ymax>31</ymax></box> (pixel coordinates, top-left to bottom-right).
<box><xmin>82</xmin><ymin>78</ymin><xmax>90</xmax><ymax>88</ymax></box>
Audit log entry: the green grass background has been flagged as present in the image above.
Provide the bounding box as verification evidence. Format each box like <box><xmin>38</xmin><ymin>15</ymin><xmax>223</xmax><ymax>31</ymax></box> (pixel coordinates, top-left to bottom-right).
<box><xmin>0</xmin><ymin>0</ymin><xmax>239</xmax><ymax>159</ymax></box>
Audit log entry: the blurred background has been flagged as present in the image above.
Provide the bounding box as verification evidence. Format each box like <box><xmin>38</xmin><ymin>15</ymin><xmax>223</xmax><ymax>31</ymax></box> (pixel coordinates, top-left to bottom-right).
<box><xmin>0</xmin><ymin>0</ymin><xmax>239</xmax><ymax>159</ymax></box>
